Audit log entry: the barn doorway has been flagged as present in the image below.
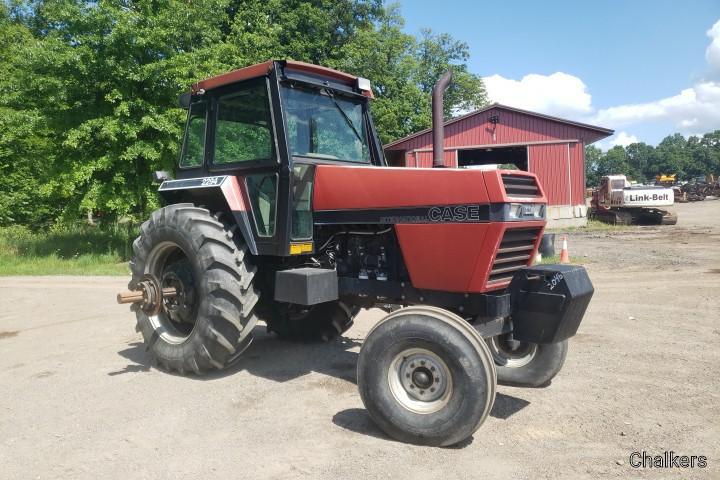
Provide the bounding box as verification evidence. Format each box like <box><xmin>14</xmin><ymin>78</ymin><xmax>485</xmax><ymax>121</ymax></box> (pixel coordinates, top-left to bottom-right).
<box><xmin>457</xmin><ymin>146</ymin><xmax>528</xmax><ymax>170</ymax></box>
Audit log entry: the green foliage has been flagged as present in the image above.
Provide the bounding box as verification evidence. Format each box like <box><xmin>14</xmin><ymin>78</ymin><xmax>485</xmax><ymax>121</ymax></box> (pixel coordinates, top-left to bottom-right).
<box><xmin>0</xmin><ymin>224</ymin><xmax>132</xmax><ymax>275</ymax></box>
<box><xmin>0</xmin><ymin>0</ymin><xmax>488</xmax><ymax>226</ymax></box>
<box><xmin>335</xmin><ymin>5</ymin><xmax>488</xmax><ymax>143</ymax></box>
<box><xmin>585</xmin><ymin>131</ymin><xmax>720</xmax><ymax>186</ymax></box>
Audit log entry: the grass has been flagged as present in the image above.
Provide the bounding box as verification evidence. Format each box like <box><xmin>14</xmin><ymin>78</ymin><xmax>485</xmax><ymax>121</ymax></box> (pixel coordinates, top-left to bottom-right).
<box><xmin>0</xmin><ymin>224</ymin><xmax>133</xmax><ymax>276</ymax></box>
<box><xmin>538</xmin><ymin>254</ymin><xmax>587</xmax><ymax>265</ymax></box>
<box><xmin>547</xmin><ymin>219</ymin><xmax>634</xmax><ymax>233</ymax></box>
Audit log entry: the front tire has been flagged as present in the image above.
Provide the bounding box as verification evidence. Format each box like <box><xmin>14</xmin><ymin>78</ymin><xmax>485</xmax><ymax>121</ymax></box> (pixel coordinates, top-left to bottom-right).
<box><xmin>357</xmin><ymin>307</ymin><xmax>496</xmax><ymax>447</ymax></box>
<box><xmin>488</xmin><ymin>335</ymin><xmax>568</xmax><ymax>387</ymax></box>
<box><xmin>130</xmin><ymin>204</ymin><xmax>259</xmax><ymax>374</ymax></box>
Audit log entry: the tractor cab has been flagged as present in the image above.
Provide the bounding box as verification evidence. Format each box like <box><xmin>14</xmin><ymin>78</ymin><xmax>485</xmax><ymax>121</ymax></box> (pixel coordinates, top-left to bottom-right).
<box><xmin>597</xmin><ymin>174</ymin><xmax>629</xmax><ymax>207</ymax></box>
<box><xmin>167</xmin><ymin>60</ymin><xmax>384</xmax><ymax>257</ymax></box>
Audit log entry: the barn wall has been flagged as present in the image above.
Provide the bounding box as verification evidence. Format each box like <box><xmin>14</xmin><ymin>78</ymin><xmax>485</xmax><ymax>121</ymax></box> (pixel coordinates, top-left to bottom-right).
<box><xmin>406</xmin><ymin>150</ymin><xmax>455</xmax><ymax>168</ymax></box>
<box><xmin>386</xmin><ymin>106</ymin><xmax>606</xmax><ymax>220</ymax></box>
<box><xmin>528</xmin><ymin>143</ymin><xmax>571</xmax><ymax>205</ymax></box>
<box><xmin>388</xmin><ymin>107</ymin><xmax>603</xmax><ymax>153</ymax></box>
<box><xmin>569</xmin><ymin>142</ymin><xmax>586</xmax><ymax>204</ymax></box>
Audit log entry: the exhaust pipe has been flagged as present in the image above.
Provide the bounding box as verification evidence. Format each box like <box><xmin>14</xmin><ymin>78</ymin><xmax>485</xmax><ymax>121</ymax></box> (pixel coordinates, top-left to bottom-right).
<box><xmin>432</xmin><ymin>70</ymin><xmax>453</xmax><ymax>168</ymax></box>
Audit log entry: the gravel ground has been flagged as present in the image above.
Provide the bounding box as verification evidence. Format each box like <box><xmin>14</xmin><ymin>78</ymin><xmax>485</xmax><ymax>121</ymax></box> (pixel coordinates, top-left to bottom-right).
<box><xmin>1</xmin><ymin>200</ymin><xmax>718</xmax><ymax>479</ymax></box>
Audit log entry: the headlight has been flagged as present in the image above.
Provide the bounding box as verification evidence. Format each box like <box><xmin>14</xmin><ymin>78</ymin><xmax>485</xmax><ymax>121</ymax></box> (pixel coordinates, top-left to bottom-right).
<box><xmin>507</xmin><ymin>203</ymin><xmax>545</xmax><ymax>220</ymax></box>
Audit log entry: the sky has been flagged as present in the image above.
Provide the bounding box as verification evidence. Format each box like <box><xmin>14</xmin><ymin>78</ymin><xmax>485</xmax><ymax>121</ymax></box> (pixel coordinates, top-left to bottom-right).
<box><xmin>399</xmin><ymin>0</ymin><xmax>720</xmax><ymax>148</ymax></box>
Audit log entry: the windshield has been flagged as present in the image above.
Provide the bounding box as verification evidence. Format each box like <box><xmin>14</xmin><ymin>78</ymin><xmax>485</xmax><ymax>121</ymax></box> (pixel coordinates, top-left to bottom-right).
<box><xmin>281</xmin><ymin>85</ymin><xmax>370</xmax><ymax>163</ymax></box>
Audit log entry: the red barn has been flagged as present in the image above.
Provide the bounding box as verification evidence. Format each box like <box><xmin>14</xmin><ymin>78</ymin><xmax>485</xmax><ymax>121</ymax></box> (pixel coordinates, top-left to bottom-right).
<box><xmin>384</xmin><ymin>104</ymin><xmax>613</xmax><ymax>227</ymax></box>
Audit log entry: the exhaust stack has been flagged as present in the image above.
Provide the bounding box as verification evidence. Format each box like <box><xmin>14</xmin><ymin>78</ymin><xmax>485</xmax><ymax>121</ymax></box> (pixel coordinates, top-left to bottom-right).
<box><xmin>432</xmin><ymin>70</ymin><xmax>453</xmax><ymax>168</ymax></box>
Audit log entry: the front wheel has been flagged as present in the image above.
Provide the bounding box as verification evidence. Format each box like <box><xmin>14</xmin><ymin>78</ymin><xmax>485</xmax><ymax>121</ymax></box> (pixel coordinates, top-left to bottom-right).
<box><xmin>487</xmin><ymin>334</ymin><xmax>568</xmax><ymax>387</ymax></box>
<box><xmin>357</xmin><ymin>307</ymin><xmax>496</xmax><ymax>447</ymax></box>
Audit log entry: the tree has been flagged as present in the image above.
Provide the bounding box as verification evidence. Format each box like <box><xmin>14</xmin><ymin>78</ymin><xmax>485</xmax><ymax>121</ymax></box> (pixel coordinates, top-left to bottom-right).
<box><xmin>0</xmin><ymin>0</ymin><xmax>488</xmax><ymax>225</ymax></box>
<box><xmin>624</xmin><ymin>142</ymin><xmax>655</xmax><ymax>183</ymax></box>
<box><xmin>334</xmin><ymin>5</ymin><xmax>488</xmax><ymax>143</ymax></box>
<box><xmin>584</xmin><ymin>145</ymin><xmax>602</xmax><ymax>187</ymax></box>
<box><xmin>0</xmin><ymin>4</ymin><xmax>57</xmax><ymax>226</ymax></box>
<box><xmin>584</xmin><ymin>131</ymin><xmax>720</xmax><ymax>188</ymax></box>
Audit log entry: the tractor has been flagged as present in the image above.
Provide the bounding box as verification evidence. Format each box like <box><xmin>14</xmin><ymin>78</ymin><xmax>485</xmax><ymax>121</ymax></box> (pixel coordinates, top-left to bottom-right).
<box><xmin>116</xmin><ymin>60</ymin><xmax>594</xmax><ymax>446</ymax></box>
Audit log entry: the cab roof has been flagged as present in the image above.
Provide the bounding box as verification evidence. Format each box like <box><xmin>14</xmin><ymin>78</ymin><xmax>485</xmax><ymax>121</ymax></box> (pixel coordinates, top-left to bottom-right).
<box><xmin>191</xmin><ymin>60</ymin><xmax>372</xmax><ymax>97</ymax></box>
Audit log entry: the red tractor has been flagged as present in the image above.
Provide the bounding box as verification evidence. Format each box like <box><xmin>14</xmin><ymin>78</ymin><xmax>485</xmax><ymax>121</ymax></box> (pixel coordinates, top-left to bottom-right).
<box><xmin>117</xmin><ymin>60</ymin><xmax>593</xmax><ymax>446</ymax></box>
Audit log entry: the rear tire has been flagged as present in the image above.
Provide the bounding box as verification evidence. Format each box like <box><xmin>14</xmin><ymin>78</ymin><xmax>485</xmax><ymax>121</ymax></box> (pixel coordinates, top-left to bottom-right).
<box><xmin>130</xmin><ymin>204</ymin><xmax>259</xmax><ymax>375</ymax></box>
<box><xmin>266</xmin><ymin>301</ymin><xmax>357</xmax><ymax>341</ymax></box>
<box><xmin>357</xmin><ymin>307</ymin><xmax>496</xmax><ymax>447</ymax></box>
<box><xmin>487</xmin><ymin>335</ymin><xmax>568</xmax><ymax>387</ymax></box>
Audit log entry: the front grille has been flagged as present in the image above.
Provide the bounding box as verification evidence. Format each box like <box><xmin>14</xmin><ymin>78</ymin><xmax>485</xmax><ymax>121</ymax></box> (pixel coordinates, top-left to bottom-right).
<box><xmin>502</xmin><ymin>174</ymin><xmax>540</xmax><ymax>197</ymax></box>
<box><xmin>487</xmin><ymin>228</ymin><xmax>541</xmax><ymax>286</ymax></box>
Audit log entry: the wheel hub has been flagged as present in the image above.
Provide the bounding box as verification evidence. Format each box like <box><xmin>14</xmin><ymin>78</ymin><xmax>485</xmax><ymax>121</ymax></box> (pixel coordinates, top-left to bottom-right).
<box><xmin>412</xmin><ymin>368</ymin><xmax>433</xmax><ymax>389</ymax></box>
<box><xmin>388</xmin><ymin>348</ymin><xmax>453</xmax><ymax>413</ymax></box>
<box><xmin>127</xmin><ymin>241</ymin><xmax>199</xmax><ymax>344</ymax></box>
<box><xmin>489</xmin><ymin>334</ymin><xmax>538</xmax><ymax>368</ymax></box>
<box><xmin>161</xmin><ymin>269</ymin><xmax>195</xmax><ymax>325</ymax></box>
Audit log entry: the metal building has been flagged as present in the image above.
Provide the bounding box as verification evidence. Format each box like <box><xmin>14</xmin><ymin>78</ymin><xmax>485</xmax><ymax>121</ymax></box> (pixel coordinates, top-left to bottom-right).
<box><xmin>384</xmin><ymin>104</ymin><xmax>613</xmax><ymax>227</ymax></box>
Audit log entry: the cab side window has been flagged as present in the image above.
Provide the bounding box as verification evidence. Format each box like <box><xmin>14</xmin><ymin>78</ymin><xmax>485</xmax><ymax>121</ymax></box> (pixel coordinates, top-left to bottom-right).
<box><xmin>246</xmin><ymin>173</ymin><xmax>277</xmax><ymax>237</ymax></box>
<box><xmin>214</xmin><ymin>82</ymin><xmax>273</xmax><ymax>165</ymax></box>
<box><xmin>179</xmin><ymin>102</ymin><xmax>207</xmax><ymax>168</ymax></box>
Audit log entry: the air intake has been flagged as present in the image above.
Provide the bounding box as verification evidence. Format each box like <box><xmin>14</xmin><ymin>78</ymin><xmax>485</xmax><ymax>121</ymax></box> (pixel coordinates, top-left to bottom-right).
<box><xmin>502</xmin><ymin>174</ymin><xmax>540</xmax><ymax>197</ymax></box>
<box><xmin>487</xmin><ymin>227</ymin><xmax>542</xmax><ymax>286</ymax></box>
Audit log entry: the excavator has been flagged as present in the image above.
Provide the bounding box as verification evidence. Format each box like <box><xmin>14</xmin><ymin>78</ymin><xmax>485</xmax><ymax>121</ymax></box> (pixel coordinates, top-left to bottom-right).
<box><xmin>591</xmin><ymin>174</ymin><xmax>678</xmax><ymax>225</ymax></box>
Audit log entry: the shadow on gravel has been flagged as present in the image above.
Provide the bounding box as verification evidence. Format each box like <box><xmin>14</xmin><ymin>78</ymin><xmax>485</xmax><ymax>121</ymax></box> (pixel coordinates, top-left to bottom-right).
<box><xmin>331</xmin><ymin>408</ymin><xmax>476</xmax><ymax>448</ymax></box>
<box><xmin>332</xmin><ymin>392</ymin><xmax>530</xmax><ymax>445</ymax></box>
<box><xmin>112</xmin><ymin>325</ymin><xmax>362</xmax><ymax>383</ymax></box>
<box><xmin>110</xmin><ymin>342</ymin><xmax>152</xmax><ymax>375</ymax></box>
<box><xmin>113</xmin><ymin>329</ymin><xmax>530</xmax><ymax>421</ymax></box>
<box><xmin>332</xmin><ymin>408</ymin><xmax>390</xmax><ymax>442</ymax></box>
<box><xmin>490</xmin><ymin>393</ymin><xmax>531</xmax><ymax>419</ymax></box>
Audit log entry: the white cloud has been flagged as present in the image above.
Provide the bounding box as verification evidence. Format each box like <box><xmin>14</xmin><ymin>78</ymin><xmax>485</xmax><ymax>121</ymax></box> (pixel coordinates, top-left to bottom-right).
<box><xmin>588</xmin><ymin>19</ymin><xmax>720</xmax><ymax>136</ymax></box>
<box><xmin>594</xmin><ymin>131</ymin><xmax>639</xmax><ymax>151</ymax></box>
<box><xmin>611</xmin><ymin>131</ymin><xmax>639</xmax><ymax>147</ymax></box>
<box><xmin>484</xmin><ymin>72</ymin><xmax>592</xmax><ymax>118</ymax></box>
<box><xmin>481</xmin><ymin>18</ymin><xmax>720</xmax><ymax>142</ymax></box>
<box><xmin>706</xmin><ymin>19</ymin><xmax>720</xmax><ymax>76</ymax></box>
<box><xmin>591</xmin><ymin>81</ymin><xmax>720</xmax><ymax>134</ymax></box>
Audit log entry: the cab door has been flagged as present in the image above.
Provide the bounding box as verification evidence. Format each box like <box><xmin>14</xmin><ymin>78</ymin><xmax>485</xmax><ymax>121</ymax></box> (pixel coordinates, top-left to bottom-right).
<box><xmin>205</xmin><ymin>76</ymin><xmax>288</xmax><ymax>256</ymax></box>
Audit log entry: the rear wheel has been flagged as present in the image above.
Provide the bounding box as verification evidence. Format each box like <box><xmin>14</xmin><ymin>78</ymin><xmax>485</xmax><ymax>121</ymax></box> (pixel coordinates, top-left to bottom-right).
<box><xmin>357</xmin><ymin>307</ymin><xmax>496</xmax><ymax>447</ymax></box>
<box><xmin>265</xmin><ymin>301</ymin><xmax>357</xmax><ymax>341</ymax></box>
<box><xmin>487</xmin><ymin>334</ymin><xmax>568</xmax><ymax>387</ymax></box>
<box><xmin>130</xmin><ymin>204</ymin><xmax>259</xmax><ymax>374</ymax></box>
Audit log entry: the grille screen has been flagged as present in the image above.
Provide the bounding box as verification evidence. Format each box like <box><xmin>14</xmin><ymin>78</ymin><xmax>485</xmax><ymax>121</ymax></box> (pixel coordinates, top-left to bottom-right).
<box><xmin>502</xmin><ymin>174</ymin><xmax>540</xmax><ymax>197</ymax></box>
<box><xmin>487</xmin><ymin>227</ymin><xmax>541</xmax><ymax>286</ymax></box>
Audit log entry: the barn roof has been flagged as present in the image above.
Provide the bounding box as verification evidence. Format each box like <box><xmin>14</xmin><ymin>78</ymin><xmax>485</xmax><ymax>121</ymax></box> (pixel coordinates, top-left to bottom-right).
<box><xmin>384</xmin><ymin>103</ymin><xmax>614</xmax><ymax>149</ymax></box>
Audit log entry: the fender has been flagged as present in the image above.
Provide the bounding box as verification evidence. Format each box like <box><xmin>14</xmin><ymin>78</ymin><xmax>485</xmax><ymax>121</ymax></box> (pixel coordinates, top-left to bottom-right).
<box><xmin>158</xmin><ymin>176</ymin><xmax>258</xmax><ymax>255</ymax></box>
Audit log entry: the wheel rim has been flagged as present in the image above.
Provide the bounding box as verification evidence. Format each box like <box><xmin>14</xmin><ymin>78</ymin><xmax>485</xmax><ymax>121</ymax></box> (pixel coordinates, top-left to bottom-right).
<box><xmin>145</xmin><ymin>241</ymin><xmax>198</xmax><ymax>344</ymax></box>
<box><xmin>489</xmin><ymin>335</ymin><xmax>537</xmax><ymax>368</ymax></box>
<box><xmin>387</xmin><ymin>348</ymin><xmax>453</xmax><ymax>414</ymax></box>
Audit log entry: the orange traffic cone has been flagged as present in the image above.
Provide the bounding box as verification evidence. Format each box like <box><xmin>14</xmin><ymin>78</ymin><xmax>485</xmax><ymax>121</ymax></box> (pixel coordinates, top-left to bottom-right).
<box><xmin>559</xmin><ymin>235</ymin><xmax>570</xmax><ymax>264</ymax></box>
